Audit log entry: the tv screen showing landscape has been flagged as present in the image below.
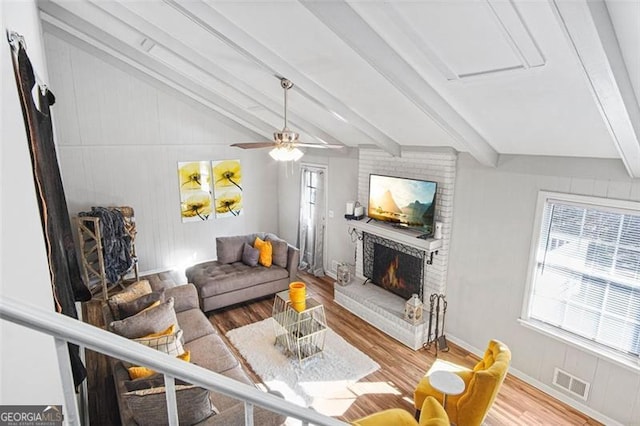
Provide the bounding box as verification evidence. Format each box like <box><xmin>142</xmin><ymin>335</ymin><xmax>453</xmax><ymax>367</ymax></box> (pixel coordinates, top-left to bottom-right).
<box><xmin>368</xmin><ymin>174</ymin><xmax>437</xmax><ymax>231</ymax></box>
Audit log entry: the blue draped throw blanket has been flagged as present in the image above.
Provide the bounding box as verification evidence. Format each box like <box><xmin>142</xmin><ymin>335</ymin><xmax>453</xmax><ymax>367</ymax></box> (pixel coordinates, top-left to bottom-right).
<box><xmin>79</xmin><ymin>207</ymin><xmax>134</xmax><ymax>283</ymax></box>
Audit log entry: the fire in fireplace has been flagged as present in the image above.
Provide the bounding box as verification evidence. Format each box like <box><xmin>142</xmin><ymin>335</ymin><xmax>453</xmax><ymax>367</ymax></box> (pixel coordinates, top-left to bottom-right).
<box><xmin>363</xmin><ymin>232</ymin><xmax>425</xmax><ymax>300</ymax></box>
<box><xmin>372</xmin><ymin>243</ymin><xmax>423</xmax><ymax>300</ymax></box>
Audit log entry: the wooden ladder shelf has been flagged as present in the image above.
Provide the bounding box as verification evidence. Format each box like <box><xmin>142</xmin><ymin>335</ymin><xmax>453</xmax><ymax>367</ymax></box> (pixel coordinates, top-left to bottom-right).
<box><xmin>75</xmin><ymin>207</ymin><xmax>139</xmax><ymax>300</ymax></box>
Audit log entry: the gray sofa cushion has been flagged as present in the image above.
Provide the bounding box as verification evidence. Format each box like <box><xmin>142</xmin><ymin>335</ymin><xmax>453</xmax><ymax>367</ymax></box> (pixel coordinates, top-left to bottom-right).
<box><xmin>109</xmin><ymin>297</ymin><xmax>177</xmax><ymax>339</ymax></box>
<box><xmin>165</xmin><ymin>284</ymin><xmax>200</xmax><ymax>313</ymax></box>
<box><xmin>113</xmin><ymin>290</ymin><xmax>165</xmax><ymax>320</ymax></box>
<box><xmin>241</xmin><ymin>243</ymin><xmax>259</xmax><ymax>267</ymax></box>
<box><xmin>107</xmin><ymin>280</ymin><xmax>153</xmax><ymax>317</ymax></box>
<box><xmin>189</xmin><ymin>262</ymin><xmax>289</xmax><ymax>298</ymax></box>
<box><xmin>208</xmin><ymin>365</ymin><xmax>256</xmax><ymax>411</ymax></box>
<box><xmin>123</xmin><ymin>385</ymin><xmax>214</xmax><ymax>426</ymax></box>
<box><xmin>216</xmin><ymin>235</ymin><xmax>254</xmax><ymax>264</ymax></box>
<box><xmin>176</xmin><ymin>309</ymin><xmax>216</xmax><ymax>343</ymax></box>
<box><xmin>185</xmin><ymin>334</ymin><xmax>239</xmax><ymax>373</ymax></box>
<box><xmin>265</xmin><ymin>236</ymin><xmax>288</xmax><ymax>268</ymax></box>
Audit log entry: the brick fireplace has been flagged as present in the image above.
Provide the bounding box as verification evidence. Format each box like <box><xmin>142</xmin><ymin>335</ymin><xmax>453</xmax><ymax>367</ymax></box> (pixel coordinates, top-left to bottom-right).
<box><xmin>334</xmin><ymin>148</ymin><xmax>456</xmax><ymax>350</ymax></box>
<box><xmin>335</xmin><ymin>220</ymin><xmax>441</xmax><ymax>349</ymax></box>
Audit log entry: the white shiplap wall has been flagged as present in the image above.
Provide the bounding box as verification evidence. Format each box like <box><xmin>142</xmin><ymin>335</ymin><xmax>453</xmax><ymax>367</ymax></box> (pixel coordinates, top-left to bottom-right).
<box><xmin>447</xmin><ymin>154</ymin><xmax>640</xmax><ymax>425</ymax></box>
<box><xmin>45</xmin><ymin>33</ymin><xmax>279</xmax><ymax>277</ymax></box>
<box><xmin>357</xmin><ymin>148</ymin><xmax>457</xmax><ymax>296</ymax></box>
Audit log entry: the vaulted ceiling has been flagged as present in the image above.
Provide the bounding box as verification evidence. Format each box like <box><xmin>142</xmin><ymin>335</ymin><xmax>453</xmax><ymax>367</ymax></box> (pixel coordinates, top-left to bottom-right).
<box><xmin>38</xmin><ymin>0</ymin><xmax>640</xmax><ymax>177</ymax></box>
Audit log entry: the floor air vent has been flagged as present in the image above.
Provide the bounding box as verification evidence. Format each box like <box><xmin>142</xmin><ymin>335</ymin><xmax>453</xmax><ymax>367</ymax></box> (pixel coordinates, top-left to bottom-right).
<box><xmin>553</xmin><ymin>368</ymin><xmax>590</xmax><ymax>400</ymax></box>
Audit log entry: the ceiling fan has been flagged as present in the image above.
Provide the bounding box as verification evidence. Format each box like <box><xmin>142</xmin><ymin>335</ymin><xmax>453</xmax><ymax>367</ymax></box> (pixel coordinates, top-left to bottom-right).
<box><xmin>231</xmin><ymin>77</ymin><xmax>343</xmax><ymax>160</ymax></box>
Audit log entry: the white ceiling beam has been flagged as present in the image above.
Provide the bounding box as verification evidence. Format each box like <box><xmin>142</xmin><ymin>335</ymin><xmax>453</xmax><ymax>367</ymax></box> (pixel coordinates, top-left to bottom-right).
<box><xmin>42</xmin><ymin>21</ymin><xmax>264</xmax><ymax>142</ymax></box>
<box><xmin>165</xmin><ymin>0</ymin><xmax>402</xmax><ymax>157</ymax></box>
<box><xmin>551</xmin><ymin>0</ymin><xmax>640</xmax><ymax>178</ymax></box>
<box><xmin>302</xmin><ymin>0</ymin><xmax>499</xmax><ymax>168</ymax></box>
<box><xmin>38</xmin><ymin>1</ymin><xmax>275</xmax><ymax>140</ymax></box>
<box><xmin>85</xmin><ymin>0</ymin><xmax>345</xmax><ymax>148</ymax></box>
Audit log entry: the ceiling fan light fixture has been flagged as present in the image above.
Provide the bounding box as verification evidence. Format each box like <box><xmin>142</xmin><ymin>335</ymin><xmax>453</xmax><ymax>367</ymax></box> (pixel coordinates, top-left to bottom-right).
<box><xmin>274</xmin><ymin>128</ymin><xmax>299</xmax><ymax>143</ymax></box>
<box><xmin>230</xmin><ymin>77</ymin><xmax>344</xmax><ymax>154</ymax></box>
<box><xmin>269</xmin><ymin>146</ymin><xmax>304</xmax><ymax>162</ymax></box>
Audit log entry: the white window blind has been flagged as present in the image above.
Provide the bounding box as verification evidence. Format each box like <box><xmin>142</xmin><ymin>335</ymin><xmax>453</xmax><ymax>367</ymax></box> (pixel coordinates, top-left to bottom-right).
<box><xmin>529</xmin><ymin>196</ymin><xmax>640</xmax><ymax>357</ymax></box>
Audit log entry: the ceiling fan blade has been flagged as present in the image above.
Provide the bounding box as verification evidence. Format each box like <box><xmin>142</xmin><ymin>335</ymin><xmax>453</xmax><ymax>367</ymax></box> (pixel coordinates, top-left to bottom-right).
<box><xmin>230</xmin><ymin>142</ymin><xmax>277</xmax><ymax>149</ymax></box>
<box><xmin>296</xmin><ymin>143</ymin><xmax>344</xmax><ymax>149</ymax></box>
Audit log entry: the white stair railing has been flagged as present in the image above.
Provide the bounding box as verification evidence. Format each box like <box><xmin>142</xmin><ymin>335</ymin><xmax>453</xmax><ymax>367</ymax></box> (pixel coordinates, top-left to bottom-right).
<box><xmin>0</xmin><ymin>296</ymin><xmax>346</xmax><ymax>426</ymax></box>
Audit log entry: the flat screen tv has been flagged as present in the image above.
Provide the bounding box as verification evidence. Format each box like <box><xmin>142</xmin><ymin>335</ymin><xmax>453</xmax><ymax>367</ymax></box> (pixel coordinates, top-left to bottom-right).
<box><xmin>368</xmin><ymin>174</ymin><xmax>437</xmax><ymax>233</ymax></box>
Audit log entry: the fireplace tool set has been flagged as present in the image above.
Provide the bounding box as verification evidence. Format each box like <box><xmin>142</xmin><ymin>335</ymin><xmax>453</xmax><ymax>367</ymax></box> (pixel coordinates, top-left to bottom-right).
<box><xmin>423</xmin><ymin>293</ymin><xmax>449</xmax><ymax>355</ymax></box>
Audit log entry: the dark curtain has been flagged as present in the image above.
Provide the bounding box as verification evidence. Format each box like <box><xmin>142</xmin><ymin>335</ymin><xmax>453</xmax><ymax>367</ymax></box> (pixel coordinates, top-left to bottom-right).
<box><xmin>10</xmin><ymin>43</ymin><xmax>91</xmax><ymax>389</ymax></box>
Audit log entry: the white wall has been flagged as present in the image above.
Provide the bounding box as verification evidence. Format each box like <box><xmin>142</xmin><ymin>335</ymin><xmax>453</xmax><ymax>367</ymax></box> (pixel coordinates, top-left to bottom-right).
<box><xmin>277</xmin><ymin>152</ymin><xmax>359</xmax><ymax>276</ymax></box>
<box><xmin>447</xmin><ymin>153</ymin><xmax>640</xmax><ymax>425</ymax></box>
<box><xmin>44</xmin><ymin>34</ymin><xmax>280</xmax><ymax>277</ymax></box>
<box><xmin>0</xmin><ymin>0</ymin><xmax>65</xmax><ymax>407</ymax></box>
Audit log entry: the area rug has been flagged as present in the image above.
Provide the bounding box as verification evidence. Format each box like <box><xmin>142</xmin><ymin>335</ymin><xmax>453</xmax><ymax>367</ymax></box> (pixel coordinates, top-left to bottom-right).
<box><xmin>226</xmin><ymin>318</ymin><xmax>380</xmax><ymax>415</ymax></box>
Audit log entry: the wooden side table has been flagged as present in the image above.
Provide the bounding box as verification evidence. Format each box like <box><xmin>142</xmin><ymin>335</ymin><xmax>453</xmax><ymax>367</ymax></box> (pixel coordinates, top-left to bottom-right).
<box><xmin>428</xmin><ymin>370</ymin><xmax>465</xmax><ymax>409</ymax></box>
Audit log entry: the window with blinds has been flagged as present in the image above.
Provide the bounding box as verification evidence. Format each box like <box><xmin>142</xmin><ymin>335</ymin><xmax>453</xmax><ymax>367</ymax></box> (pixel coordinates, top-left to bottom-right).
<box><xmin>527</xmin><ymin>192</ymin><xmax>640</xmax><ymax>358</ymax></box>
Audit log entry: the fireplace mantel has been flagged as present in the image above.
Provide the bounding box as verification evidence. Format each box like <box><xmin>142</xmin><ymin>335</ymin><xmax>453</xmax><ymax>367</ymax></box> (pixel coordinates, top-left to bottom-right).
<box><xmin>347</xmin><ymin>219</ymin><xmax>442</xmax><ymax>252</ymax></box>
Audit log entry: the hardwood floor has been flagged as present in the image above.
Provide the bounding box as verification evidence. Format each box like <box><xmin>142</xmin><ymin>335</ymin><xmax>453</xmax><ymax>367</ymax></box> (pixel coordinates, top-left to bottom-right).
<box><xmin>83</xmin><ymin>271</ymin><xmax>602</xmax><ymax>425</ymax></box>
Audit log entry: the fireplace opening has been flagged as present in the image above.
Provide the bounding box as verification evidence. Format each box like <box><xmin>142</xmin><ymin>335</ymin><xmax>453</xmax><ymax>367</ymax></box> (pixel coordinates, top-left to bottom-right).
<box><xmin>363</xmin><ymin>232</ymin><xmax>425</xmax><ymax>301</ymax></box>
<box><xmin>372</xmin><ymin>243</ymin><xmax>422</xmax><ymax>300</ymax></box>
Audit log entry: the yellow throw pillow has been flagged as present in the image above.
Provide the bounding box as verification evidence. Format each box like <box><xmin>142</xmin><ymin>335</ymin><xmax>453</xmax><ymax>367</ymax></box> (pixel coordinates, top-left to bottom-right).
<box><xmin>253</xmin><ymin>237</ymin><xmax>273</xmax><ymax>267</ymax></box>
<box><xmin>141</xmin><ymin>324</ymin><xmax>175</xmax><ymax>339</ymax></box>
<box><xmin>177</xmin><ymin>350</ymin><xmax>191</xmax><ymax>363</ymax></box>
<box><xmin>128</xmin><ymin>366</ymin><xmax>155</xmax><ymax>380</ymax></box>
<box><xmin>127</xmin><ymin>351</ymin><xmax>192</xmax><ymax>380</ymax></box>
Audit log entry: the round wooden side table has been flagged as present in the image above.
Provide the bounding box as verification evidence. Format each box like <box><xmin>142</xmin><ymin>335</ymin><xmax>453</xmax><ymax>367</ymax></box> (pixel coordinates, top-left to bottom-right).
<box><xmin>428</xmin><ymin>370</ymin><xmax>465</xmax><ymax>409</ymax></box>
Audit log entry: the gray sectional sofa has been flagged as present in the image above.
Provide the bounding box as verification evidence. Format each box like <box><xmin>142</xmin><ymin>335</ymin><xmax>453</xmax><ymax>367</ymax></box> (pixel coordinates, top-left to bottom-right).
<box><xmin>105</xmin><ymin>283</ymin><xmax>285</xmax><ymax>425</ymax></box>
<box><xmin>186</xmin><ymin>233</ymin><xmax>299</xmax><ymax>312</ymax></box>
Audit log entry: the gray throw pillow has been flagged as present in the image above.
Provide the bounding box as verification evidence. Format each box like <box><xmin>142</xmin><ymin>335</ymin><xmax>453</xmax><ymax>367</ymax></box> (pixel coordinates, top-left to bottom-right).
<box><xmin>216</xmin><ymin>235</ymin><xmax>249</xmax><ymax>264</ymax></box>
<box><xmin>109</xmin><ymin>297</ymin><xmax>177</xmax><ymax>339</ymax></box>
<box><xmin>113</xmin><ymin>290</ymin><xmax>165</xmax><ymax>320</ymax></box>
<box><xmin>242</xmin><ymin>243</ymin><xmax>259</xmax><ymax>267</ymax></box>
<box><xmin>107</xmin><ymin>280</ymin><xmax>152</xmax><ymax>317</ymax></box>
<box><xmin>266</xmin><ymin>236</ymin><xmax>288</xmax><ymax>268</ymax></box>
<box><xmin>123</xmin><ymin>385</ymin><xmax>214</xmax><ymax>425</ymax></box>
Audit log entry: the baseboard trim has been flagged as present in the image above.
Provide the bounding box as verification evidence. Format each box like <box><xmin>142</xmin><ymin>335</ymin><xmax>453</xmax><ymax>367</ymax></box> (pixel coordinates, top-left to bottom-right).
<box><xmin>445</xmin><ymin>335</ymin><xmax>623</xmax><ymax>426</ymax></box>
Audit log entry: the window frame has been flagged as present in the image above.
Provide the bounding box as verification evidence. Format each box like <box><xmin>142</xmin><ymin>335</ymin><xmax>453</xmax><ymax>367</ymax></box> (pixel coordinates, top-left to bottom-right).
<box><xmin>521</xmin><ymin>190</ymin><xmax>640</xmax><ymax>372</ymax></box>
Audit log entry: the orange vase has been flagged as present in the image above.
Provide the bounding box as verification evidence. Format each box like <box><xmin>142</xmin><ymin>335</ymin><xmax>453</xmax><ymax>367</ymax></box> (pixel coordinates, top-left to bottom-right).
<box><xmin>289</xmin><ymin>281</ymin><xmax>306</xmax><ymax>312</ymax></box>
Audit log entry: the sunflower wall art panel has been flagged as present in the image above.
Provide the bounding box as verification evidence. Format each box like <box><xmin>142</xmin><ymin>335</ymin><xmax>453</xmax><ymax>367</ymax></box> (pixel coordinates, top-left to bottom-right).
<box><xmin>178</xmin><ymin>161</ymin><xmax>213</xmax><ymax>222</ymax></box>
<box><xmin>212</xmin><ymin>159</ymin><xmax>243</xmax><ymax>218</ymax></box>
